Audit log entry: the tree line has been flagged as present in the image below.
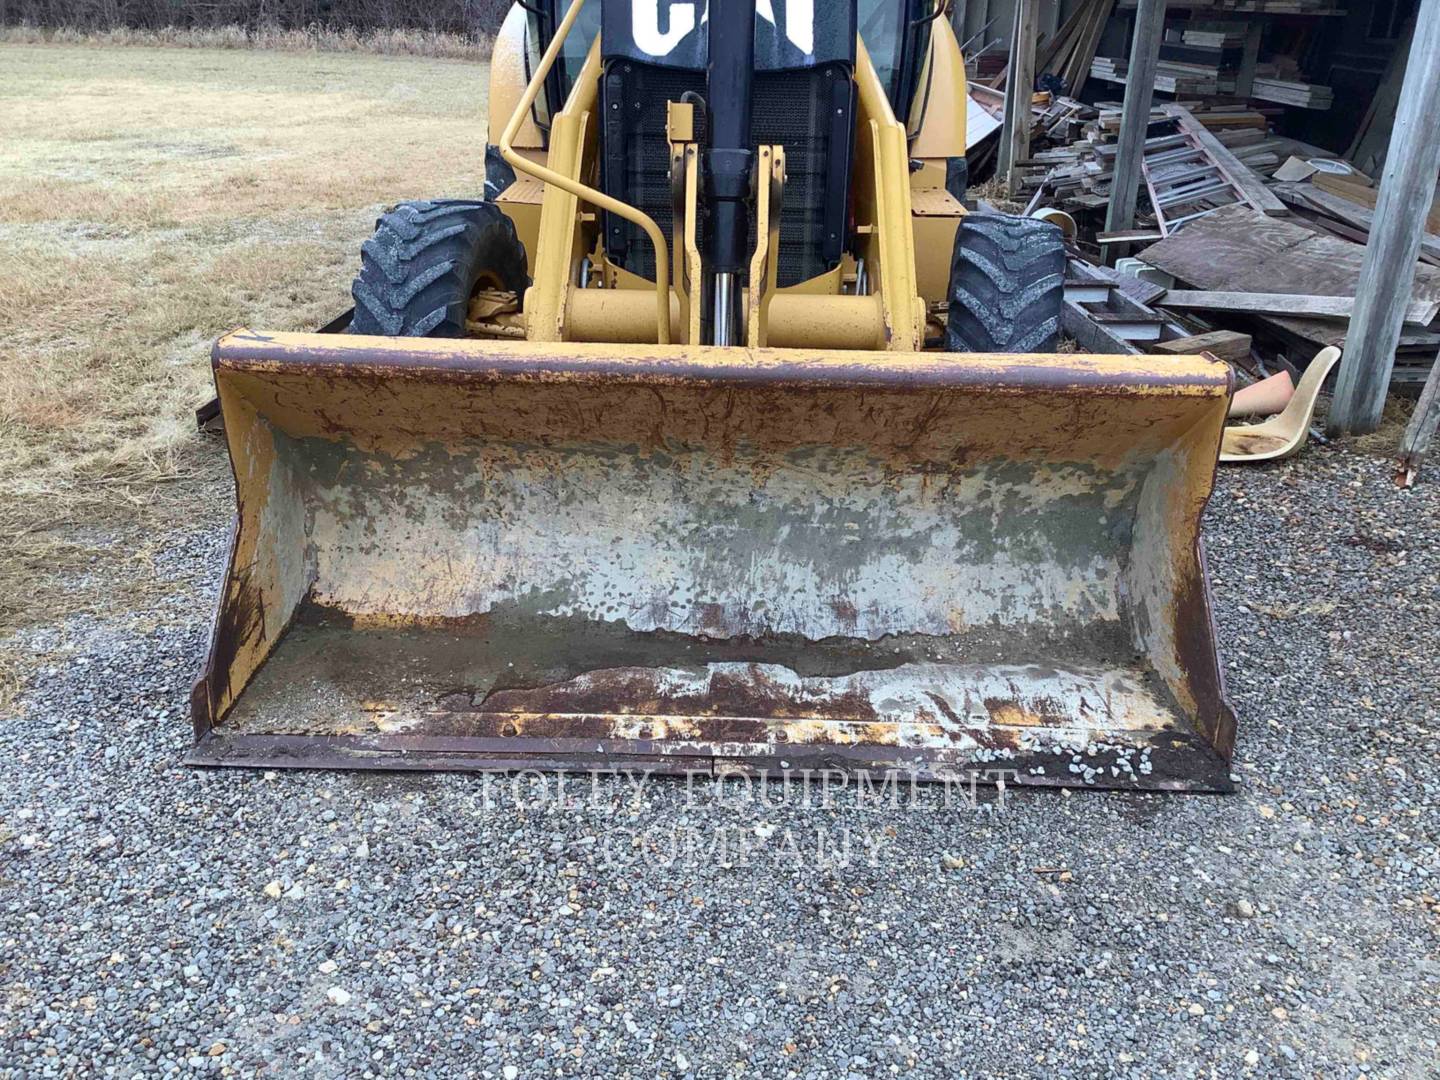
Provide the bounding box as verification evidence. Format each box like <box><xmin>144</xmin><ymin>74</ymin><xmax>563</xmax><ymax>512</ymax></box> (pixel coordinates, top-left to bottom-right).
<box><xmin>0</xmin><ymin>0</ymin><xmax>514</xmax><ymax>36</ymax></box>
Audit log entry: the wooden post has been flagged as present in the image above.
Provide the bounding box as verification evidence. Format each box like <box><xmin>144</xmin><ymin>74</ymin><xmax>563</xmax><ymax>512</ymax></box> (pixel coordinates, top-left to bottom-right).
<box><xmin>965</xmin><ymin>0</ymin><xmax>994</xmax><ymax>55</ymax></box>
<box><xmin>998</xmin><ymin>0</ymin><xmax>1039</xmax><ymax>196</ymax></box>
<box><xmin>1397</xmin><ymin>348</ymin><xmax>1440</xmax><ymax>486</ymax></box>
<box><xmin>1104</xmin><ymin>0</ymin><xmax>1168</xmax><ymax>235</ymax></box>
<box><xmin>1042</xmin><ymin>0</ymin><xmax>1060</xmax><ymax>41</ymax></box>
<box><xmin>1234</xmin><ymin>19</ymin><xmax>1263</xmax><ymax>100</ymax></box>
<box><xmin>1329</xmin><ymin>0</ymin><xmax>1440</xmax><ymax>435</ymax></box>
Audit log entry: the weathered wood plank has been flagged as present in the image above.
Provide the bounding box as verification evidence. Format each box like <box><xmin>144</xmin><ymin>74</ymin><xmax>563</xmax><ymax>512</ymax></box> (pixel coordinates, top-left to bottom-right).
<box><xmin>1150</xmin><ymin>330</ymin><xmax>1253</xmax><ymax>363</ymax></box>
<box><xmin>1233</xmin><ymin>19</ymin><xmax>1263</xmax><ymax>99</ymax></box>
<box><xmin>1398</xmin><ymin>347</ymin><xmax>1440</xmax><ymax>485</ymax></box>
<box><xmin>1104</xmin><ymin>0</ymin><xmax>1168</xmax><ymax>235</ymax></box>
<box><xmin>1063</xmin><ymin>0</ymin><xmax>1113</xmax><ymax>93</ymax></box>
<box><xmin>1098</xmin><ymin>228</ymin><xmax>1164</xmax><ymax>244</ymax></box>
<box><xmin>1276</xmin><ymin>183</ymin><xmax>1440</xmax><ymax>264</ymax></box>
<box><xmin>998</xmin><ymin>0</ymin><xmax>1040</xmax><ymax>195</ymax></box>
<box><xmin>1159</xmin><ymin>289</ymin><xmax>1439</xmax><ymax>326</ymax></box>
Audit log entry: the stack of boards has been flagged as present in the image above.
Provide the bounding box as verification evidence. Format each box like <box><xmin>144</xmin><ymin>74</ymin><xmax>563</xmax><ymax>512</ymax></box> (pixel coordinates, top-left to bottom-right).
<box><xmin>1251</xmin><ymin>76</ymin><xmax>1333</xmax><ymax>109</ymax></box>
<box><xmin>1180</xmin><ymin>25</ymin><xmax>1248</xmax><ymax>48</ymax></box>
<box><xmin>1091</xmin><ymin>15</ymin><xmax>1332</xmax><ymax>110</ymax></box>
<box><xmin>1089</xmin><ymin>57</ymin><xmax>1229</xmax><ymax>96</ymax></box>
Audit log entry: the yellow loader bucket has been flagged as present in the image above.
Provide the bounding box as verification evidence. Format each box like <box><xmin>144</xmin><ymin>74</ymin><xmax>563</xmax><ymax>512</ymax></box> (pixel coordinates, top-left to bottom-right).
<box><xmin>191</xmin><ymin>332</ymin><xmax>1235</xmax><ymax>791</ymax></box>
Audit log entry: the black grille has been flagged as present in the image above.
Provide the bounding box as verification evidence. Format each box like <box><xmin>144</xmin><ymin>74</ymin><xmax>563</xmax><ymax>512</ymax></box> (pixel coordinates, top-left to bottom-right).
<box><xmin>601</xmin><ymin>63</ymin><xmax>853</xmax><ymax>287</ymax></box>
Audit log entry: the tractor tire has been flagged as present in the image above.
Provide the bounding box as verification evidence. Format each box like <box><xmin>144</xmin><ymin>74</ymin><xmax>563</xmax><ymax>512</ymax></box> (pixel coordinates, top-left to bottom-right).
<box><xmin>944</xmin><ymin>213</ymin><xmax>1064</xmax><ymax>354</ymax></box>
<box><xmin>350</xmin><ymin>200</ymin><xmax>528</xmax><ymax>337</ymax></box>
<box><xmin>484</xmin><ymin>143</ymin><xmax>516</xmax><ymax>201</ymax></box>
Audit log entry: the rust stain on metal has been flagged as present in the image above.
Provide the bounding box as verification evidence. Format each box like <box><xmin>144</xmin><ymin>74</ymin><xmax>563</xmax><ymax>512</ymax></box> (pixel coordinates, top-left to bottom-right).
<box><xmin>478</xmin><ymin>664</ymin><xmax>884</xmax><ymax>724</ymax></box>
<box><xmin>1172</xmin><ymin>549</ymin><xmax>1237</xmax><ymax>759</ymax></box>
<box><xmin>214</xmin><ymin>330</ymin><xmax>1232</xmax><ymax>396</ymax></box>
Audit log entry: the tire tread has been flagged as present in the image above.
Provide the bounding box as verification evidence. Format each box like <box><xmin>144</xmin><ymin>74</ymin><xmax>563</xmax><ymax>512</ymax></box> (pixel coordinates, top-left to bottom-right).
<box><xmin>349</xmin><ymin>199</ymin><xmax>527</xmax><ymax>338</ymax></box>
<box><xmin>945</xmin><ymin>213</ymin><xmax>1065</xmax><ymax>355</ymax></box>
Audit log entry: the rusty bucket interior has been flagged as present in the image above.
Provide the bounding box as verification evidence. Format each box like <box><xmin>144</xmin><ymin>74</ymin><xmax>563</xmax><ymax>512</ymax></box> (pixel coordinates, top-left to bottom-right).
<box><xmin>191</xmin><ymin>332</ymin><xmax>1236</xmax><ymax>790</ymax></box>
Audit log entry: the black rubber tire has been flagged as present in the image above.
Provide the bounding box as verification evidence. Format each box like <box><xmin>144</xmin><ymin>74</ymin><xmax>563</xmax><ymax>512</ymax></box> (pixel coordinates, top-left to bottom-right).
<box><xmin>944</xmin><ymin>213</ymin><xmax>1064</xmax><ymax>354</ymax></box>
<box><xmin>484</xmin><ymin>143</ymin><xmax>516</xmax><ymax>201</ymax></box>
<box><xmin>350</xmin><ymin>200</ymin><xmax>528</xmax><ymax>337</ymax></box>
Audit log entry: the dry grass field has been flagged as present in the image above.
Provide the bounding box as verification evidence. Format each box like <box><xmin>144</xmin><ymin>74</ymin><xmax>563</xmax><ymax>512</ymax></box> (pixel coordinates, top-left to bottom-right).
<box><xmin>0</xmin><ymin>43</ymin><xmax>493</xmax><ymax>681</ymax></box>
<box><xmin>0</xmin><ymin>24</ymin><xmax>491</xmax><ymax>59</ymax></box>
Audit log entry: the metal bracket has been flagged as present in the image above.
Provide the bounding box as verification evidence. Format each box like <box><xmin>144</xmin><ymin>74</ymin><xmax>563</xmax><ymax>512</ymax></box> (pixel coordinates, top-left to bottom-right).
<box><xmin>747</xmin><ymin>146</ymin><xmax>786</xmax><ymax>348</ymax></box>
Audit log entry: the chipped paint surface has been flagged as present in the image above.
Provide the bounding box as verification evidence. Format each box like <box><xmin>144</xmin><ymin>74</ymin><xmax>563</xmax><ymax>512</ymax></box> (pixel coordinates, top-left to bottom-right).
<box><xmin>478</xmin><ymin>660</ymin><xmax>1167</xmax><ymax>732</ymax></box>
<box><xmin>298</xmin><ymin>439</ymin><xmax>1137</xmax><ymax>640</ymax></box>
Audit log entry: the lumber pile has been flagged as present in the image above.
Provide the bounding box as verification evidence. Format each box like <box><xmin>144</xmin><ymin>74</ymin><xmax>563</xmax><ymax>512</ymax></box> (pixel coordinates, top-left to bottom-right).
<box><xmin>1046</xmin><ymin>0</ymin><xmax>1115</xmax><ymax>94</ymax></box>
<box><xmin>1089</xmin><ymin>56</ymin><xmax>1126</xmax><ymax>81</ymax></box>
<box><xmin>1296</xmin><ymin>168</ymin><xmax>1440</xmax><ymax>234</ymax></box>
<box><xmin>1251</xmin><ymin>76</ymin><xmax>1333</xmax><ymax>109</ymax></box>
<box><xmin>1084</xmin><ymin>7</ymin><xmax>1334</xmax><ymax>111</ymax></box>
<box><xmin>1025</xmin><ymin>109</ymin><xmax>1435</xmax><ymax>391</ymax></box>
<box><xmin>1257</xmin><ymin>150</ymin><xmax>1440</xmax><ymax>272</ymax></box>
<box><xmin>990</xmin><ymin>0</ymin><xmax>1114</xmax><ymax>97</ymax></box>
<box><xmin>1010</xmin><ymin>6</ymin><xmax>1426</xmax><ymax>394</ymax></box>
<box><xmin>963</xmin><ymin>81</ymin><xmax>1084</xmax><ymax>183</ymax></box>
<box><xmin>1093</xmin><ymin>58</ymin><xmax>1332</xmax><ymax>107</ymax></box>
<box><xmin>1178</xmin><ymin>22</ymin><xmax>1248</xmax><ymax>48</ymax></box>
<box><xmin>1020</xmin><ymin>100</ymin><xmax>1281</xmax><ymax>218</ymax></box>
<box><xmin>1090</xmin><ymin>57</ymin><xmax>1227</xmax><ymax>95</ymax></box>
<box><xmin>1055</xmin><ymin>204</ymin><xmax>1438</xmax><ymax>401</ymax></box>
<box><xmin>1021</xmin><ymin>71</ymin><xmax>1347</xmax><ymax>226</ymax></box>
<box><xmin>1136</xmin><ymin>206</ymin><xmax>1440</xmax><ymax>388</ymax></box>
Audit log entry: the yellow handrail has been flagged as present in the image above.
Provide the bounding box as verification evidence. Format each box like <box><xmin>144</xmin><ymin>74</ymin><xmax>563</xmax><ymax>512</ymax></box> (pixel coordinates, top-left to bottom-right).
<box><xmin>498</xmin><ymin>0</ymin><xmax>672</xmax><ymax>343</ymax></box>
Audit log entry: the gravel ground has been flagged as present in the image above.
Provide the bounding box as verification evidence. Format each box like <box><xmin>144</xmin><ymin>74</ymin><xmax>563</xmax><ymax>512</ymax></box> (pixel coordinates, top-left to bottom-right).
<box><xmin>1</xmin><ymin>443</ymin><xmax>1437</xmax><ymax>1079</ymax></box>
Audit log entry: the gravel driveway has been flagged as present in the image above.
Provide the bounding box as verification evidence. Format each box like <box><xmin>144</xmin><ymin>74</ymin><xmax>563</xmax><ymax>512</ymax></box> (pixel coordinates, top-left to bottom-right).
<box><xmin>1</xmin><ymin>445</ymin><xmax>1436</xmax><ymax>1078</ymax></box>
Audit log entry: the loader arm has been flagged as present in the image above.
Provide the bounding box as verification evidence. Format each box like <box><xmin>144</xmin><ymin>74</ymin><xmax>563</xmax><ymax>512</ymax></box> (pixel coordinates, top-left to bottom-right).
<box><xmin>498</xmin><ymin>2</ymin><xmax>672</xmax><ymax>343</ymax></box>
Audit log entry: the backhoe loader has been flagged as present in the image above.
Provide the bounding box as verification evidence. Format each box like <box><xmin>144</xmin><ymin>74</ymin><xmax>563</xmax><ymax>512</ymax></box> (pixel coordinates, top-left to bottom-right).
<box><xmin>192</xmin><ymin>0</ymin><xmax>1237</xmax><ymax>790</ymax></box>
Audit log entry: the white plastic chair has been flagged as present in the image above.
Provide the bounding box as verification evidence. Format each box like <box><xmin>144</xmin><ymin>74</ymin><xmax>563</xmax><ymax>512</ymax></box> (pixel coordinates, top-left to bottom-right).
<box><xmin>1220</xmin><ymin>346</ymin><xmax>1343</xmax><ymax>464</ymax></box>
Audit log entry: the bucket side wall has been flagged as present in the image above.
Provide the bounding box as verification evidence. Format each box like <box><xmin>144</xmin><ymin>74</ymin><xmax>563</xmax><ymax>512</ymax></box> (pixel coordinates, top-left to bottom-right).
<box><xmin>1125</xmin><ymin>408</ymin><xmax>1236</xmax><ymax>760</ymax></box>
<box><xmin>192</xmin><ymin>380</ymin><xmax>312</xmax><ymax>732</ymax></box>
